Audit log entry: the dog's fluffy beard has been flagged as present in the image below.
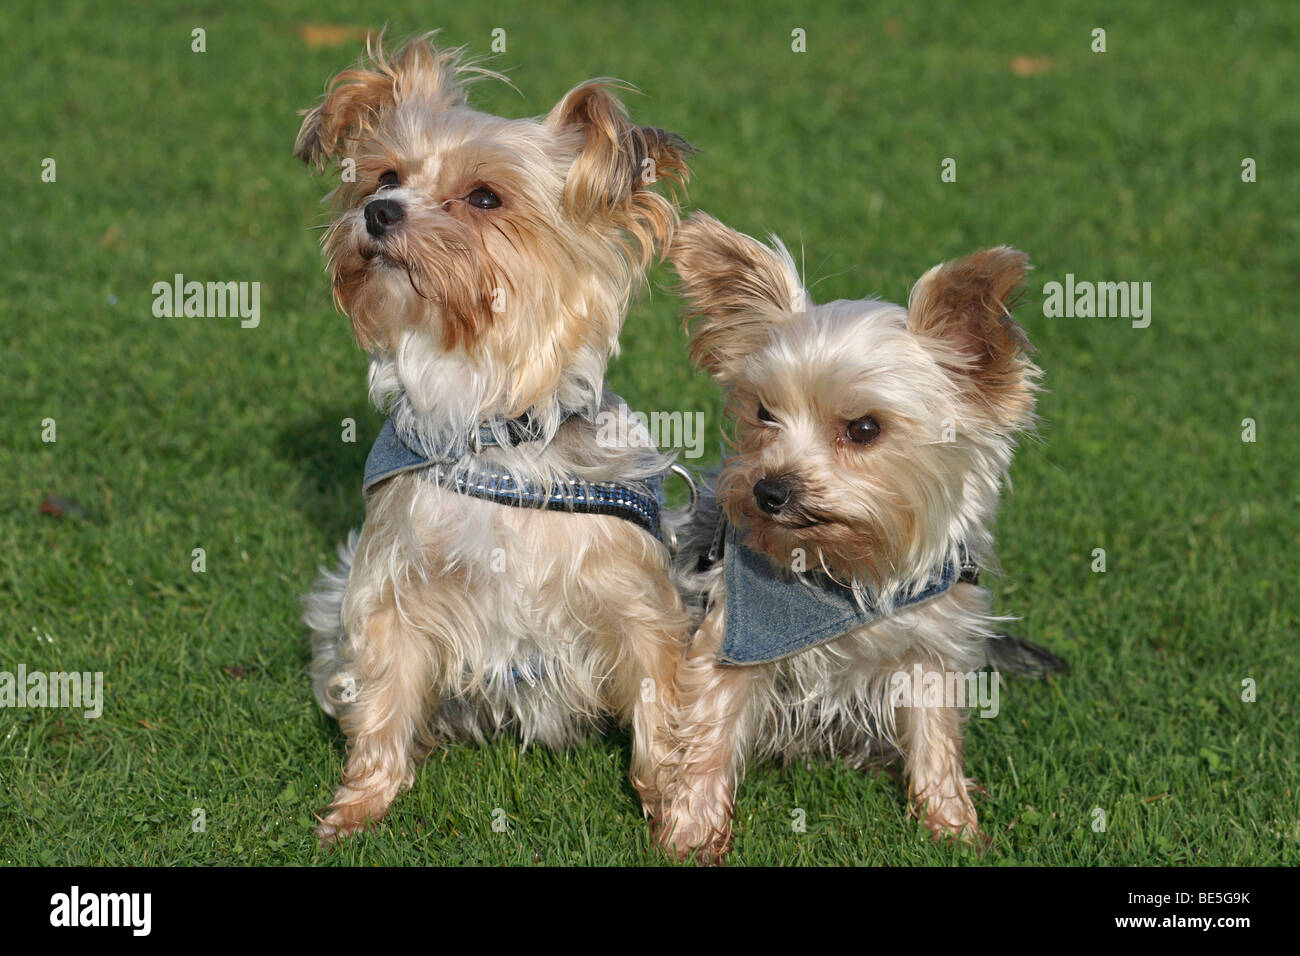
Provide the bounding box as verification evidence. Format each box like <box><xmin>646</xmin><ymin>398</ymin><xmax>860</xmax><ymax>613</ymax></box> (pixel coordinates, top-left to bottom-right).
<box><xmin>295</xmin><ymin>33</ymin><xmax>693</xmax><ymax>844</ymax></box>
<box><xmin>656</xmin><ymin>213</ymin><xmax>1040</xmax><ymax>862</ymax></box>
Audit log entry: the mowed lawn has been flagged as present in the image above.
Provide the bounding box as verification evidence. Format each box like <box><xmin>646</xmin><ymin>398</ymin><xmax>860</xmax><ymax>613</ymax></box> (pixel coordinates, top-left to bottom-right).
<box><xmin>1</xmin><ymin>0</ymin><xmax>1296</xmax><ymax>865</ymax></box>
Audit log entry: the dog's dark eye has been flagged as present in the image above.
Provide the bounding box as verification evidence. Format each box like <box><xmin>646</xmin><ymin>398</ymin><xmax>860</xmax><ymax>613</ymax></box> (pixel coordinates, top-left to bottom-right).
<box><xmin>378</xmin><ymin>170</ymin><xmax>399</xmax><ymax>190</ymax></box>
<box><xmin>846</xmin><ymin>416</ymin><xmax>881</xmax><ymax>445</ymax></box>
<box><xmin>466</xmin><ymin>187</ymin><xmax>502</xmax><ymax>209</ymax></box>
<box><xmin>757</xmin><ymin>404</ymin><xmax>777</xmax><ymax>424</ymax></box>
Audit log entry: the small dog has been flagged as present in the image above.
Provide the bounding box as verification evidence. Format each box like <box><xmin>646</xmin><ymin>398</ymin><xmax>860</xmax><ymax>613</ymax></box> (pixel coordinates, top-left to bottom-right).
<box><xmin>295</xmin><ymin>33</ymin><xmax>692</xmax><ymax>841</ymax></box>
<box><xmin>658</xmin><ymin>213</ymin><xmax>1043</xmax><ymax>862</ymax></box>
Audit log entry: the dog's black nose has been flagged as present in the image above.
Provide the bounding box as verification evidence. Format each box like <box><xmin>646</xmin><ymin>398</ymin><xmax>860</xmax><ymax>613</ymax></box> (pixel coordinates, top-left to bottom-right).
<box><xmin>753</xmin><ymin>477</ymin><xmax>793</xmax><ymax>516</ymax></box>
<box><xmin>364</xmin><ymin>198</ymin><xmax>404</xmax><ymax>237</ymax></box>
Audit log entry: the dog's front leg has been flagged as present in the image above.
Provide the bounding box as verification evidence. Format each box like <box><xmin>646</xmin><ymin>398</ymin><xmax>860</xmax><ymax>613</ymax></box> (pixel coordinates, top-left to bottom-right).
<box><xmin>317</xmin><ymin>589</ymin><xmax>437</xmax><ymax>844</ymax></box>
<box><xmin>600</xmin><ymin>571</ymin><xmax>691</xmax><ymax>822</ymax></box>
<box><xmin>893</xmin><ymin>657</ymin><xmax>980</xmax><ymax>842</ymax></box>
<box><xmin>656</xmin><ymin>612</ymin><xmax>756</xmax><ymax>864</ymax></box>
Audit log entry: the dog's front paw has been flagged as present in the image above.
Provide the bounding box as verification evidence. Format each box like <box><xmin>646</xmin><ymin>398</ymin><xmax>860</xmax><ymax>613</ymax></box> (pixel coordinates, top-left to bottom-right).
<box><xmin>915</xmin><ymin>795</ymin><xmax>984</xmax><ymax>848</ymax></box>
<box><xmin>316</xmin><ymin>779</ymin><xmax>401</xmax><ymax>847</ymax></box>
<box><xmin>653</xmin><ymin>810</ymin><xmax>734</xmax><ymax>865</ymax></box>
<box><xmin>315</xmin><ymin>807</ymin><xmax>382</xmax><ymax>847</ymax></box>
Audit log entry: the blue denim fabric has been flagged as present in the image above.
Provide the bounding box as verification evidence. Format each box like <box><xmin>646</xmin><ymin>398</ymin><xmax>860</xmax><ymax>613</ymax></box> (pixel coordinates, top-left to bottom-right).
<box><xmin>719</xmin><ymin>524</ymin><xmax>962</xmax><ymax>665</ymax></box>
<box><xmin>363</xmin><ymin>417</ymin><xmax>432</xmax><ymax>491</ymax></box>
<box><xmin>362</xmin><ymin>414</ymin><xmax>666</xmax><ymax>541</ymax></box>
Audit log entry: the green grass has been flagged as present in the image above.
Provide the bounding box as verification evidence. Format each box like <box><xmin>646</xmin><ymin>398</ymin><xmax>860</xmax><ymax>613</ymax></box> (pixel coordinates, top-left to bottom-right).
<box><xmin>2</xmin><ymin>0</ymin><xmax>1297</xmax><ymax>865</ymax></box>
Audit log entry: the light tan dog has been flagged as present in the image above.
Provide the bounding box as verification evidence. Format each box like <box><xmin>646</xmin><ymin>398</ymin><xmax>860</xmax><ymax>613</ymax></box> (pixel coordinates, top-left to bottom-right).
<box><xmin>296</xmin><ymin>34</ymin><xmax>693</xmax><ymax>842</ymax></box>
<box><xmin>658</xmin><ymin>213</ymin><xmax>1040</xmax><ymax>862</ymax></box>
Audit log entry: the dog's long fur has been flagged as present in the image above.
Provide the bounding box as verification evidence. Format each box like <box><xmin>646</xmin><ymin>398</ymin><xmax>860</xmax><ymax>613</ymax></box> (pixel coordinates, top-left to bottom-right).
<box><xmin>657</xmin><ymin>213</ymin><xmax>1040</xmax><ymax>862</ymax></box>
<box><xmin>297</xmin><ymin>33</ymin><xmax>692</xmax><ymax>841</ymax></box>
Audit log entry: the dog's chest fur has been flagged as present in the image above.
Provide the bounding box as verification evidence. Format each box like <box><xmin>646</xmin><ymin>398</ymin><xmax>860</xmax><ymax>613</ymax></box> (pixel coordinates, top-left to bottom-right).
<box><xmin>309</xmin><ymin>474</ymin><xmax>665</xmax><ymax>749</ymax></box>
<box><xmin>687</xmin><ymin>560</ymin><xmax>990</xmax><ymax>760</ymax></box>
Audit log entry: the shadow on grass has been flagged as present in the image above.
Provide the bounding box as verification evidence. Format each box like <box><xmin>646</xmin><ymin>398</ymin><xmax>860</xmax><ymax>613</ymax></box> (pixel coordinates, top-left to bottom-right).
<box><xmin>278</xmin><ymin>407</ymin><xmax>378</xmax><ymax>547</ymax></box>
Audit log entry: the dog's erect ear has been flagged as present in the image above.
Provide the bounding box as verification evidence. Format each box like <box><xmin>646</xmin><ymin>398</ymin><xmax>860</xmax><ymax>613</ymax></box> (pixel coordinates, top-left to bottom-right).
<box><xmin>294</xmin><ymin>33</ymin><xmax>472</xmax><ymax>169</ymax></box>
<box><xmin>546</xmin><ymin>81</ymin><xmax>692</xmax><ymax>255</ymax></box>
<box><xmin>294</xmin><ymin>66</ymin><xmax>395</xmax><ymax>169</ymax></box>
<box><xmin>670</xmin><ymin>213</ymin><xmax>807</xmax><ymax>381</ymax></box>
<box><xmin>907</xmin><ymin>246</ymin><xmax>1037</xmax><ymax>421</ymax></box>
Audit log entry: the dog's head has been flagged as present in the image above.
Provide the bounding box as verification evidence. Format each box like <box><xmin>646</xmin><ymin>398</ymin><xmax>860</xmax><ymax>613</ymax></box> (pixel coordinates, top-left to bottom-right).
<box><xmin>297</xmin><ymin>32</ymin><xmax>691</xmax><ymax>420</ymax></box>
<box><xmin>672</xmin><ymin>213</ymin><xmax>1039</xmax><ymax>588</ymax></box>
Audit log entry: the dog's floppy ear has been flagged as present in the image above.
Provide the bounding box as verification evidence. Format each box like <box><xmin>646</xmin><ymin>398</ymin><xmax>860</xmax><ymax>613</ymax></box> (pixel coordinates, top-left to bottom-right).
<box><xmin>671</xmin><ymin>212</ymin><xmax>807</xmax><ymax>381</ymax></box>
<box><xmin>294</xmin><ymin>33</ymin><xmax>472</xmax><ymax>169</ymax></box>
<box><xmin>907</xmin><ymin>246</ymin><xmax>1037</xmax><ymax>422</ymax></box>
<box><xmin>546</xmin><ymin>81</ymin><xmax>692</xmax><ymax>257</ymax></box>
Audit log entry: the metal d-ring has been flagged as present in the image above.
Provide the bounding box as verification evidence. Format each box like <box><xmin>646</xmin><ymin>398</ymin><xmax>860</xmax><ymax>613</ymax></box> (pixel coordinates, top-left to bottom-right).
<box><xmin>670</xmin><ymin>463</ymin><xmax>698</xmax><ymax>512</ymax></box>
<box><xmin>664</xmin><ymin>464</ymin><xmax>699</xmax><ymax>555</ymax></box>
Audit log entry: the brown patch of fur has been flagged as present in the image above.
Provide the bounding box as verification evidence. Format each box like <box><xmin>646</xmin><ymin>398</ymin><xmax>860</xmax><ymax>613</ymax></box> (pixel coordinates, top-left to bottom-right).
<box><xmin>294</xmin><ymin>32</ymin><xmax>477</xmax><ymax>168</ymax></box>
<box><xmin>907</xmin><ymin>247</ymin><xmax>1038</xmax><ymax>426</ymax></box>
<box><xmin>546</xmin><ymin>81</ymin><xmax>693</xmax><ymax>267</ymax></box>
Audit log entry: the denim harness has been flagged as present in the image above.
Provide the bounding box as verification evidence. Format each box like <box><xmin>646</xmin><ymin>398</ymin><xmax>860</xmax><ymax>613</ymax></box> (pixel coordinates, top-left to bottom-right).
<box><xmin>362</xmin><ymin>411</ymin><xmax>666</xmax><ymax>542</ymax></box>
<box><xmin>700</xmin><ymin>512</ymin><xmax>979</xmax><ymax>666</ymax></box>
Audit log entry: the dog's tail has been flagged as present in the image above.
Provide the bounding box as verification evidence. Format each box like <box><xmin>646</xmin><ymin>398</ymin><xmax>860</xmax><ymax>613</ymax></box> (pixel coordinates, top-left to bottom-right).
<box><xmin>302</xmin><ymin>530</ymin><xmax>361</xmax><ymax>718</ymax></box>
<box><xmin>985</xmin><ymin>632</ymin><xmax>1070</xmax><ymax>678</ymax></box>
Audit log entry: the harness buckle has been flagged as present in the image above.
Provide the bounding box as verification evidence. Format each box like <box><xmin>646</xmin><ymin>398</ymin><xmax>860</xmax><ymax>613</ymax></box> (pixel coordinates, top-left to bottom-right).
<box><xmin>664</xmin><ymin>464</ymin><xmax>699</xmax><ymax>555</ymax></box>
